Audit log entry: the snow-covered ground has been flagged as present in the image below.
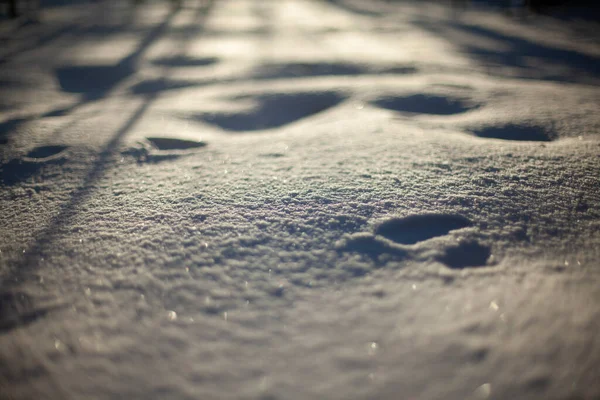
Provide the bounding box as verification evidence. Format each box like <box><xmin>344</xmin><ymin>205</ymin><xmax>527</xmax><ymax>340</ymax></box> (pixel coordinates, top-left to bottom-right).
<box><xmin>1</xmin><ymin>0</ymin><xmax>599</xmax><ymax>398</ymax></box>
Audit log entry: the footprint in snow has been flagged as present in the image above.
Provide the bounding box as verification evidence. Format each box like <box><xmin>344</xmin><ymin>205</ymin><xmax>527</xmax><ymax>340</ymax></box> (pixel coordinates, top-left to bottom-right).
<box><xmin>146</xmin><ymin>137</ymin><xmax>207</xmax><ymax>150</ymax></box>
<box><xmin>339</xmin><ymin>213</ymin><xmax>491</xmax><ymax>269</ymax></box>
<box><xmin>437</xmin><ymin>239</ymin><xmax>491</xmax><ymax>269</ymax></box>
<box><xmin>372</xmin><ymin>94</ymin><xmax>479</xmax><ymax>115</ymax></box>
<box><xmin>150</xmin><ymin>56</ymin><xmax>219</xmax><ymax>68</ymax></box>
<box><xmin>1</xmin><ymin>145</ymin><xmax>69</xmax><ymax>185</ymax></box>
<box><xmin>469</xmin><ymin>123</ymin><xmax>555</xmax><ymax>142</ymax></box>
<box><xmin>121</xmin><ymin>137</ymin><xmax>207</xmax><ymax>164</ymax></box>
<box><xmin>374</xmin><ymin>213</ymin><xmax>472</xmax><ymax>245</ymax></box>
<box><xmin>250</xmin><ymin>62</ymin><xmax>417</xmax><ymax>80</ymax></box>
<box><xmin>23</xmin><ymin>145</ymin><xmax>69</xmax><ymax>161</ymax></box>
<box><xmin>196</xmin><ymin>91</ymin><xmax>346</xmax><ymax>132</ymax></box>
<box><xmin>371</xmin><ymin>93</ymin><xmax>555</xmax><ymax>142</ymax></box>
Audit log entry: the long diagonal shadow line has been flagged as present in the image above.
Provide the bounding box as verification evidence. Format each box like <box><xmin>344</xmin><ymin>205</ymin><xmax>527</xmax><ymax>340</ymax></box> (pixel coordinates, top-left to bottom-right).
<box><xmin>0</xmin><ymin>3</ymin><xmax>183</xmax><ymax>147</ymax></box>
<box><xmin>451</xmin><ymin>22</ymin><xmax>599</xmax><ymax>76</ymax></box>
<box><xmin>410</xmin><ymin>16</ymin><xmax>600</xmax><ymax>84</ymax></box>
<box><xmin>0</xmin><ymin>98</ymin><xmax>154</xmax><ymax>334</ymax></box>
<box><xmin>10</xmin><ymin>97</ymin><xmax>153</xmax><ymax>273</ymax></box>
<box><xmin>0</xmin><ymin>1</ymin><xmax>218</xmax><ymax>330</ymax></box>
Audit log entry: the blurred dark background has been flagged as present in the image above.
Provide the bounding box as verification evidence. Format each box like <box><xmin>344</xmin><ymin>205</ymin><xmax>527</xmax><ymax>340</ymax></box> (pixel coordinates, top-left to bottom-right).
<box><xmin>1</xmin><ymin>0</ymin><xmax>600</xmax><ymax>20</ymax></box>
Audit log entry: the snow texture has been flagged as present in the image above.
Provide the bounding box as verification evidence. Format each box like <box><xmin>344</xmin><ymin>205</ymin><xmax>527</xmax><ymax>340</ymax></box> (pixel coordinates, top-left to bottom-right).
<box><xmin>1</xmin><ymin>0</ymin><xmax>599</xmax><ymax>399</ymax></box>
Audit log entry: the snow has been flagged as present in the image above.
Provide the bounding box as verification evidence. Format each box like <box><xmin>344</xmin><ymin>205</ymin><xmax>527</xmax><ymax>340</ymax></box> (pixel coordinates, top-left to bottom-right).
<box><xmin>1</xmin><ymin>0</ymin><xmax>599</xmax><ymax>399</ymax></box>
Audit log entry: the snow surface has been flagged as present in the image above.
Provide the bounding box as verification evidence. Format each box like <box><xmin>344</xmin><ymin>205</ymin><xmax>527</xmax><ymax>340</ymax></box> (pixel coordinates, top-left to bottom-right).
<box><xmin>1</xmin><ymin>0</ymin><xmax>599</xmax><ymax>399</ymax></box>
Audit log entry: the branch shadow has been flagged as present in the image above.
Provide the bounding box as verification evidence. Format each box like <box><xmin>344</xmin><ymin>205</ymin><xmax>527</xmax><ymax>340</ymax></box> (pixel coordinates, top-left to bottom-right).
<box><xmin>129</xmin><ymin>61</ymin><xmax>417</xmax><ymax>96</ymax></box>
<box><xmin>0</xmin><ymin>22</ymin><xmax>78</xmax><ymax>64</ymax></box>
<box><xmin>411</xmin><ymin>15</ymin><xmax>600</xmax><ymax>84</ymax></box>
<box><xmin>324</xmin><ymin>0</ymin><xmax>387</xmax><ymax>17</ymax></box>
<box><xmin>0</xmin><ymin>2</ymin><xmax>175</xmax><ymax>145</ymax></box>
<box><xmin>0</xmin><ymin>0</ymin><xmax>217</xmax><ymax>332</ymax></box>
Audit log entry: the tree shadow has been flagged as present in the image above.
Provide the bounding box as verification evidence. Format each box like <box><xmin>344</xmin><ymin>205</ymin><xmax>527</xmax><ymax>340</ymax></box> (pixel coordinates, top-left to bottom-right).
<box><xmin>150</xmin><ymin>55</ymin><xmax>219</xmax><ymax>67</ymax></box>
<box><xmin>0</xmin><ymin>116</ymin><xmax>27</xmax><ymax>145</ymax></box>
<box><xmin>54</xmin><ymin>3</ymin><xmax>181</xmax><ymax>98</ymax></box>
<box><xmin>0</xmin><ymin>22</ymin><xmax>77</xmax><ymax>63</ymax></box>
<box><xmin>0</xmin><ymin>1</ymin><xmax>152</xmax><ymax>65</ymax></box>
<box><xmin>193</xmin><ymin>91</ymin><xmax>347</xmax><ymax>132</ymax></box>
<box><xmin>129</xmin><ymin>61</ymin><xmax>417</xmax><ymax>96</ymax></box>
<box><xmin>0</xmin><ymin>1</ymin><xmax>180</xmax><ymax>145</ymax></box>
<box><xmin>411</xmin><ymin>16</ymin><xmax>600</xmax><ymax>84</ymax></box>
<box><xmin>324</xmin><ymin>0</ymin><xmax>387</xmax><ymax>17</ymax></box>
<box><xmin>0</xmin><ymin>0</ymin><xmax>217</xmax><ymax>331</ymax></box>
<box><xmin>250</xmin><ymin>62</ymin><xmax>416</xmax><ymax>79</ymax></box>
<box><xmin>129</xmin><ymin>77</ymin><xmax>203</xmax><ymax>95</ymax></box>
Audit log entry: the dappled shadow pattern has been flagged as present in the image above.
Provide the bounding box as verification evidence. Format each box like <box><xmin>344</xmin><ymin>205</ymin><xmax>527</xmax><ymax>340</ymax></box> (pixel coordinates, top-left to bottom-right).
<box><xmin>375</xmin><ymin>214</ymin><xmax>472</xmax><ymax>245</ymax></box>
<box><xmin>251</xmin><ymin>62</ymin><xmax>417</xmax><ymax>80</ymax></box>
<box><xmin>253</xmin><ymin>62</ymin><xmax>367</xmax><ymax>79</ymax></box>
<box><xmin>54</xmin><ymin>1</ymin><xmax>184</xmax><ymax>98</ymax></box>
<box><xmin>0</xmin><ymin>23</ymin><xmax>79</xmax><ymax>65</ymax></box>
<box><xmin>372</xmin><ymin>94</ymin><xmax>478</xmax><ymax>115</ymax></box>
<box><xmin>412</xmin><ymin>18</ymin><xmax>600</xmax><ymax>84</ymax></box>
<box><xmin>0</xmin><ymin>78</ymin><xmax>29</xmax><ymax>89</ymax></box>
<box><xmin>1</xmin><ymin>0</ymin><xmax>219</xmax><ymax>334</ymax></box>
<box><xmin>455</xmin><ymin>23</ymin><xmax>599</xmax><ymax>83</ymax></box>
<box><xmin>42</xmin><ymin>107</ymin><xmax>73</xmax><ymax>118</ymax></box>
<box><xmin>325</xmin><ymin>0</ymin><xmax>386</xmax><ymax>17</ymax></box>
<box><xmin>470</xmin><ymin>124</ymin><xmax>554</xmax><ymax>141</ymax></box>
<box><xmin>130</xmin><ymin>62</ymin><xmax>416</xmax><ymax>95</ymax></box>
<box><xmin>198</xmin><ymin>91</ymin><xmax>347</xmax><ymax>132</ymax></box>
<box><xmin>129</xmin><ymin>77</ymin><xmax>199</xmax><ymax>95</ymax></box>
<box><xmin>0</xmin><ymin>117</ymin><xmax>28</xmax><ymax>145</ymax></box>
<box><xmin>55</xmin><ymin>64</ymin><xmax>136</xmax><ymax>95</ymax></box>
<box><xmin>437</xmin><ymin>240</ymin><xmax>491</xmax><ymax>269</ymax></box>
<box><xmin>147</xmin><ymin>137</ymin><xmax>207</xmax><ymax>150</ymax></box>
<box><xmin>150</xmin><ymin>55</ymin><xmax>219</xmax><ymax>67</ymax></box>
<box><xmin>212</xmin><ymin>27</ymin><xmax>272</xmax><ymax>37</ymax></box>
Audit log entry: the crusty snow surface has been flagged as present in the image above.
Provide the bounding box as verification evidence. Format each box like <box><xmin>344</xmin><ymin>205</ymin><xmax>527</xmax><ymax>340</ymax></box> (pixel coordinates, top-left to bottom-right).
<box><xmin>0</xmin><ymin>0</ymin><xmax>599</xmax><ymax>399</ymax></box>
